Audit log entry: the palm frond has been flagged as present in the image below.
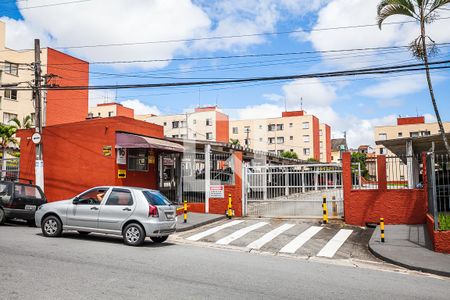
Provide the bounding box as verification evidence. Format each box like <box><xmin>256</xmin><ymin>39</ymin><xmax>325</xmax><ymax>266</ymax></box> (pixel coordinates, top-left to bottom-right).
<box><xmin>377</xmin><ymin>0</ymin><xmax>419</xmax><ymax>28</ymax></box>
<box><xmin>428</xmin><ymin>0</ymin><xmax>450</xmax><ymax>15</ymax></box>
<box><xmin>9</xmin><ymin>117</ymin><xmax>21</xmax><ymax>128</ymax></box>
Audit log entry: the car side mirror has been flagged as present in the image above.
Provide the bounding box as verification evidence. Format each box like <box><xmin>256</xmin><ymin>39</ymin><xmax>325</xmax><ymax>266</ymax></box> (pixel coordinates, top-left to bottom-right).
<box><xmin>72</xmin><ymin>198</ymin><xmax>80</xmax><ymax>204</ymax></box>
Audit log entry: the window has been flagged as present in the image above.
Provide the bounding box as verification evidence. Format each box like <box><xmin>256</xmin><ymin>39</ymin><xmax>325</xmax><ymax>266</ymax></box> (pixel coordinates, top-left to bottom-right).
<box><xmin>267</xmin><ymin>124</ymin><xmax>276</xmax><ymax>131</ymax></box>
<box><xmin>3</xmin><ymin>112</ymin><xmax>17</xmax><ymax>124</ymax></box>
<box><xmin>4</xmin><ymin>89</ymin><xmax>18</xmax><ymax>100</ymax></box>
<box><xmin>87</xmin><ymin>112</ymin><xmax>93</xmax><ymax>118</ymax></box>
<box><xmin>420</xmin><ymin>130</ymin><xmax>431</xmax><ymax>136</ymax></box>
<box><xmin>380</xmin><ymin>147</ymin><xmax>385</xmax><ymax>155</ymax></box>
<box><xmin>259</xmin><ymin>125</ymin><xmax>263</xmax><ymax>129</ymax></box>
<box><xmin>277</xmin><ymin>137</ymin><xmax>284</xmax><ymax>144</ymax></box>
<box><xmin>172</xmin><ymin>135</ymin><xmax>179</xmax><ymax>138</ymax></box>
<box><xmin>320</xmin><ymin>153</ymin><xmax>324</xmax><ymax>160</ymax></box>
<box><xmin>276</xmin><ymin>124</ymin><xmax>284</xmax><ymax>131</ymax></box>
<box><xmin>290</xmin><ymin>149</ymin><xmax>294</xmax><ymax>152</ymax></box>
<box><xmin>4</xmin><ymin>61</ymin><xmax>19</xmax><ymax>76</ymax></box>
<box><xmin>206</xmin><ymin>132</ymin><xmax>213</xmax><ymax>140</ymax></box>
<box><xmin>378</xmin><ymin>133</ymin><xmax>387</xmax><ymax>140</ymax></box>
<box><xmin>172</xmin><ymin>121</ymin><xmax>180</xmax><ymax>128</ymax></box>
<box><xmin>163</xmin><ymin>122</ymin><xmax>167</xmax><ymax>126</ymax></box>
<box><xmin>410</xmin><ymin>132</ymin><xmax>419</xmax><ymax>138</ymax></box>
<box><xmin>206</xmin><ymin>118</ymin><xmax>212</xmax><ymax>126</ymax></box>
<box><xmin>193</xmin><ymin>133</ymin><xmax>197</xmax><ymax>138</ymax></box>
<box><xmin>97</xmin><ymin>112</ymin><xmax>101</xmax><ymax>116</ymax></box>
<box><xmin>320</xmin><ymin>141</ymin><xmax>323</xmax><ymax>148</ymax></box>
<box><xmin>108</xmin><ymin>111</ymin><xmax>114</xmax><ymax>117</ymax></box>
<box><xmin>303</xmin><ymin>135</ymin><xmax>310</xmax><ymax>143</ymax></box>
<box><xmin>0</xmin><ymin>182</ymin><xmax>12</xmax><ymax>202</ymax></box>
<box><xmin>76</xmin><ymin>188</ymin><xmax>109</xmax><ymax>205</ymax></box>
<box><xmin>268</xmin><ymin>137</ymin><xmax>275</xmax><ymax>144</ymax></box>
<box><xmin>179</xmin><ymin>121</ymin><xmax>186</xmax><ymax>128</ymax></box>
<box><xmin>232</xmin><ymin>127</ymin><xmax>238</xmax><ymax>134</ymax></box>
<box><xmin>180</xmin><ymin>134</ymin><xmax>187</xmax><ymax>139</ymax></box>
<box><xmin>302</xmin><ymin>122</ymin><xmax>309</xmax><ymax>129</ymax></box>
<box><xmin>105</xmin><ymin>189</ymin><xmax>133</xmax><ymax>206</ymax></box>
<box><xmin>128</xmin><ymin>149</ymin><xmax>148</xmax><ymax>171</ymax></box>
<box><xmin>303</xmin><ymin>148</ymin><xmax>310</xmax><ymax>156</ymax></box>
<box><xmin>319</xmin><ymin>130</ymin><xmax>323</xmax><ymax>136</ymax></box>
<box><xmin>289</xmin><ymin>123</ymin><xmax>293</xmax><ymax>128</ymax></box>
<box><xmin>193</xmin><ymin>119</ymin><xmax>196</xmax><ymax>125</ymax></box>
<box><xmin>14</xmin><ymin>184</ymin><xmax>43</xmax><ymax>201</ymax></box>
<box><xmin>259</xmin><ymin>137</ymin><xmax>263</xmax><ymax>142</ymax></box>
<box><xmin>398</xmin><ymin>132</ymin><xmax>403</xmax><ymax>137</ymax></box>
<box><xmin>290</xmin><ymin>136</ymin><xmax>293</xmax><ymax>141</ymax></box>
<box><xmin>143</xmin><ymin>191</ymin><xmax>171</xmax><ymax>206</ymax></box>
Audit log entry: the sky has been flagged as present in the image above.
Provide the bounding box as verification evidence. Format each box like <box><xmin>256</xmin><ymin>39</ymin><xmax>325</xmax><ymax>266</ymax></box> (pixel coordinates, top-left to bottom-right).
<box><xmin>1</xmin><ymin>0</ymin><xmax>450</xmax><ymax>148</ymax></box>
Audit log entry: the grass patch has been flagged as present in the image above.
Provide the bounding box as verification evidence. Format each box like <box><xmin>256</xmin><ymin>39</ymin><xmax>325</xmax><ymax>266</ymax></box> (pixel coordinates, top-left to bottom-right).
<box><xmin>438</xmin><ymin>213</ymin><xmax>450</xmax><ymax>231</ymax></box>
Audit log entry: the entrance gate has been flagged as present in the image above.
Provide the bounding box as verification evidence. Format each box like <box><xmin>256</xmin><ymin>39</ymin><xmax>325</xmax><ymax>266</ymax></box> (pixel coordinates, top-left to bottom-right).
<box><xmin>243</xmin><ymin>164</ymin><xmax>344</xmax><ymax>218</ymax></box>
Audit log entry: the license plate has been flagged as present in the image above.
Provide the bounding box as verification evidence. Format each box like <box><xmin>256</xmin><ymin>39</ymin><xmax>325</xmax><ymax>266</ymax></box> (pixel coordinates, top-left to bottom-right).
<box><xmin>25</xmin><ymin>205</ymin><xmax>36</xmax><ymax>211</ymax></box>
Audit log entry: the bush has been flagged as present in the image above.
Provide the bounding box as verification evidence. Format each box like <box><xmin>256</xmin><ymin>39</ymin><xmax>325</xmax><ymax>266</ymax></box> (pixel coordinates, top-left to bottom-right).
<box><xmin>438</xmin><ymin>213</ymin><xmax>450</xmax><ymax>231</ymax></box>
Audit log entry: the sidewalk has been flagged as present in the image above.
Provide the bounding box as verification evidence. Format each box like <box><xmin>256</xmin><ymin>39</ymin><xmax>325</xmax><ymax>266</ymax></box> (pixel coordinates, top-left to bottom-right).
<box><xmin>176</xmin><ymin>212</ymin><xmax>226</xmax><ymax>232</ymax></box>
<box><xmin>369</xmin><ymin>224</ymin><xmax>450</xmax><ymax>277</ymax></box>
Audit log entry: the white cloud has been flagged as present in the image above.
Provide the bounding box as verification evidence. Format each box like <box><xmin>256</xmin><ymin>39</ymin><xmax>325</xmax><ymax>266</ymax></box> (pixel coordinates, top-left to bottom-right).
<box><xmin>376</xmin><ymin>98</ymin><xmax>404</xmax><ymax>108</ymax></box>
<box><xmin>361</xmin><ymin>74</ymin><xmax>428</xmax><ymax>98</ymax></box>
<box><xmin>226</xmin><ymin>103</ymin><xmax>284</xmax><ymax>120</ymax></box>
<box><xmin>282</xmin><ymin>78</ymin><xmax>336</xmax><ymax>108</ymax></box>
<box><xmin>120</xmin><ymin>99</ymin><xmax>161</xmax><ymax>116</ymax></box>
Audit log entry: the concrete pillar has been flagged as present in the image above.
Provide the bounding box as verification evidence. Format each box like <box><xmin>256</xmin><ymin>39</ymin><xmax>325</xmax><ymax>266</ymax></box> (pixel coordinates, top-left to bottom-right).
<box><xmin>406</xmin><ymin>140</ymin><xmax>415</xmax><ymax>189</ymax></box>
<box><xmin>205</xmin><ymin>144</ymin><xmax>211</xmax><ymax>213</ymax></box>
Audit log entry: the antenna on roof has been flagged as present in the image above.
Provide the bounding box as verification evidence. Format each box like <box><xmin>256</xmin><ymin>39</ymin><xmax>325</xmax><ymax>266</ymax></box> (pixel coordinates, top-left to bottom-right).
<box><xmin>300</xmin><ymin>97</ymin><xmax>303</xmax><ymax>111</ymax></box>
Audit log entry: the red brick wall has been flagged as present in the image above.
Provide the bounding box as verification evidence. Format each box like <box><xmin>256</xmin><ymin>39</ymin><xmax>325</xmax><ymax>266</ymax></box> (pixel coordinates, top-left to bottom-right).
<box><xmin>397</xmin><ymin>116</ymin><xmax>425</xmax><ymax>125</ymax></box>
<box><xmin>17</xmin><ymin>117</ymin><xmax>163</xmax><ymax>201</ymax></box>
<box><xmin>312</xmin><ymin>116</ymin><xmax>320</xmax><ymax>161</ymax></box>
<box><xmin>282</xmin><ymin>111</ymin><xmax>304</xmax><ymax>117</ymax></box>
<box><xmin>426</xmin><ymin>214</ymin><xmax>450</xmax><ymax>254</ymax></box>
<box><xmin>45</xmin><ymin>48</ymin><xmax>89</xmax><ymax>126</ymax></box>
<box><xmin>342</xmin><ymin>152</ymin><xmax>427</xmax><ymax>226</ymax></box>
<box><xmin>215</xmin><ymin>111</ymin><xmax>230</xmax><ymax>143</ymax></box>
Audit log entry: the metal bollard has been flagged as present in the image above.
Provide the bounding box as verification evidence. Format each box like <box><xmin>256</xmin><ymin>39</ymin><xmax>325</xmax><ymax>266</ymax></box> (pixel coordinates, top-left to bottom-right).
<box><xmin>331</xmin><ymin>196</ymin><xmax>338</xmax><ymax>217</ymax></box>
<box><xmin>227</xmin><ymin>193</ymin><xmax>233</xmax><ymax>219</ymax></box>
<box><xmin>183</xmin><ymin>200</ymin><xmax>188</xmax><ymax>223</ymax></box>
<box><xmin>380</xmin><ymin>218</ymin><xmax>385</xmax><ymax>243</ymax></box>
<box><xmin>322</xmin><ymin>195</ymin><xmax>328</xmax><ymax>224</ymax></box>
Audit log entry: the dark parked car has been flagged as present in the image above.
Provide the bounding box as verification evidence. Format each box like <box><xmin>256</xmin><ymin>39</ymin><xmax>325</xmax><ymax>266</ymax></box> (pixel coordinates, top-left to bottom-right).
<box><xmin>0</xmin><ymin>181</ymin><xmax>46</xmax><ymax>225</ymax></box>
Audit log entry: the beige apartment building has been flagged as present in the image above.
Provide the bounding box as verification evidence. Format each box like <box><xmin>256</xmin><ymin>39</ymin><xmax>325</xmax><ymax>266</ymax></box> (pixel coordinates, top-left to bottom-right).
<box><xmin>229</xmin><ymin>110</ymin><xmax>331</xmax><ymax>162</ymax></box>
<box><xmin>137</xmin><ymin>106</ymin><xmax>229</xmax><ymax>143</ymax></box>
<box><xmin>0</xmin><ymin>21</ymin><xmax>89</xmax><ymax>128</ymax></box>
<box><xmin>89</xmin><ymin>102</ymin><xmax>134</xmax><ymax>119</ymax></box>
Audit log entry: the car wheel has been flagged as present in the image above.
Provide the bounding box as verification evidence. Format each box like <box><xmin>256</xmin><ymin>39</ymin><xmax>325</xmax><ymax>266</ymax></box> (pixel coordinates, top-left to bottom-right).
<box><xmin>42</xmin><ymin>216</ymin><xmax>63</xmax><ymax>237</ymax></box>
<box><xmin>0</xmin><ymin>208</ymin><xmax>5</xmax><ymax>225</ymax></box>
<box><xmin>27</xmin><ymin>219</ymin><xmax>36</xmax><ymax>227</ymax></box>
<box><xmin>123</xmin><ymin>223</ymin><xmax>145</xmax><ymax>246</ymax></box>
<box><xmin>150</xmin><ymin>236</ymin><xmax>168</xmax><ymax>243</ymax></box>
<box><xmin>78</xmin><ymin>231</ymin><xmax>90</xmax><ymax>235</ymax></box>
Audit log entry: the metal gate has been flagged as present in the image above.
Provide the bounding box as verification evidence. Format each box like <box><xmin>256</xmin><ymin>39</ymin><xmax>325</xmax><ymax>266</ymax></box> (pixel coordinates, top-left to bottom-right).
<box><xmin>243</xmin><ymin>164</ymin><xmax>344</xmax><ymax>218</ymax></box>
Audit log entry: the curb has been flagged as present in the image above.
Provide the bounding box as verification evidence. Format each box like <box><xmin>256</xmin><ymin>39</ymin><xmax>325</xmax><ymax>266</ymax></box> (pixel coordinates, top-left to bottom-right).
<box><xmin>368</xmin><ymin>239</ymin><xmax>450</xmax><ymax>278</ymax></box>
<box><xmin>176</xmin><ymin>215</ymin><xmax>227</xmax><ymax>232</ymax></box>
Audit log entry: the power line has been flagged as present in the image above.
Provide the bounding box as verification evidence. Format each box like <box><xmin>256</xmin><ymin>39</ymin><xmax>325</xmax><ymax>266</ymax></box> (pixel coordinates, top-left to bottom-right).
<box><xmin>3</xmin><ymin>60</ymin><xmax>450</xmax><ymax>91</ymax></box>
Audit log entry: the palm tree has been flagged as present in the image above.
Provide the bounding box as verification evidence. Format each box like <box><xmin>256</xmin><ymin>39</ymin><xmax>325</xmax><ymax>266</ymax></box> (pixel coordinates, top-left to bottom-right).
<box><xmin>10</xmin><ymin>115</ymin><xmax>33</xmax><ymax>129</ymax></box>
<box><xmin>0</xmin><ymin>124</ymin><xmax>18</xmax><ymax>180</ymax></box>
<box><xmin>229</xmin><ymin>139</ymin><xmax>240</xmax><ymax>146</ymax></box>
<box><xmin>377</xmin><ymin>0</ymin><xmax>450</xmax><ymax>155</ymax></box>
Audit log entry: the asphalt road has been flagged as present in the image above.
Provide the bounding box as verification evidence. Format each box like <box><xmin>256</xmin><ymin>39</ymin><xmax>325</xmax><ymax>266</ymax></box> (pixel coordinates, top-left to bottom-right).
<box><xmin>1</xmin><ymin>224</ymin><xmax>449</xmax><ymax>300</ymax></box>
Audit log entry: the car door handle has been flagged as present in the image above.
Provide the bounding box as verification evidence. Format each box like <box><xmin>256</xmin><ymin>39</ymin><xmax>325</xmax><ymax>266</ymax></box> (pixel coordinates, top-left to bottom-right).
<box><xmin>122</xmin><ymin>208</ymin><xmax>131</xmax><ymax>211</ymax></box>
<box><xmin>90</xmin><ymin>207</ymin><xmax>99</xmax><ymax>210</ymax></box>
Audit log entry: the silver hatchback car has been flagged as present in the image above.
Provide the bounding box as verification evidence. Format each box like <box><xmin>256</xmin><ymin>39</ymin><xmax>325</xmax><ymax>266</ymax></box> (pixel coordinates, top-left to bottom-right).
<box><xmin>35</xmin><ymin>186</ymin><xmax>177</xmax><ymax>246</ymax></box>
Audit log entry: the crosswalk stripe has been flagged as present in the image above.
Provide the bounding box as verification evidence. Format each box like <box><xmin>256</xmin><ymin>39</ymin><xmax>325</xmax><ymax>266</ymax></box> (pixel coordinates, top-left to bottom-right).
<box><xmin>317</xmin><ymin>229</ymin><xmax>353</xmax><ymax>258</ymax></box>
<box><xmin>246</xmin><ymin>223</ymin><xmax>296</xmax><ymax>250</ymax></box>
<box><xmin>279</xmin><ymin>226</ymin><xmax>323</xmax><ymax>254</ymax></box>
<box><xmin>186</xmin><ymin>220</ymin><xmax>244</xmax><ymax>241</ymax></box>
<box><xmin>216</xmin><ymin>222</ymin><xmax>268</xmax><ymax>245</ymax></box>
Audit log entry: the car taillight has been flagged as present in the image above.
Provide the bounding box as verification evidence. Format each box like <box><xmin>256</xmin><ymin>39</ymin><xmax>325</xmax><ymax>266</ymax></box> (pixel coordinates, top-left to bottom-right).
<box><xmin>149</xmin><ymin>205</ymin><xmax>159</xmax><ymax>217</ymax></box>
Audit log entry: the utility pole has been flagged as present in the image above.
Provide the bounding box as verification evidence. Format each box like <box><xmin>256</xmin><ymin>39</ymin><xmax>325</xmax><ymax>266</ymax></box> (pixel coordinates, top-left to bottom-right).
<box><xmin>245</xmin><ymin>127</ymin><xmax>250</xmax><ymax>147</ymax></box>
<box><xmin>34</xmin><ymin>39</ymin><xmax>44</xmax><ymax>190</ymax></box>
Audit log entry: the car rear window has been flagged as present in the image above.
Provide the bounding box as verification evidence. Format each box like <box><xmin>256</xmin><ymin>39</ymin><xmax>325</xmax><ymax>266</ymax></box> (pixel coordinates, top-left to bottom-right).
<box><xmin>143</xmin><ymin>191</ymin><xmax>171</xmax><ymax>206</ymax></box>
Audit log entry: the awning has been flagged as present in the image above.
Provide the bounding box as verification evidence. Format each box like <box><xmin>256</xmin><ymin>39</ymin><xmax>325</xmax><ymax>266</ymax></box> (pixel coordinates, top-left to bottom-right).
<box><xmin>116</xmin><ymin>133</ymin><xmax>184</xmax><ymax>152</ymax></box>
<box><xmin>376</xmin><ymin>133</ymin><xmax>450</xmax><ymax>156</ymax></box>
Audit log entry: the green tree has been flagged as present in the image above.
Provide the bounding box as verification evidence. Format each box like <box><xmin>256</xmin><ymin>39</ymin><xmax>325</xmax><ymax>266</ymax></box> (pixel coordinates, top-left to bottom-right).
<box><xmin>307</xmin><ymin>158</ymin><xmax>320</xmax><ymax>163</ymax></box>
<box><xmin>10</xmin><ymin>115</ymin><xmax>33</xmax><ymax>129</ymax></box>
<box><xmin>377</xmin><ymin>0</ymin><xmax>450</xmax><ymax>155</ymax></box>
<box><xmin>351</xmin><ymin>152</ymin><xmax>369</xmax><ymax>179</ymax></box>
<box><xmin>229</xmin><ymin>138</ymin><xmax>240</xmax><ymax>146</ymax></box>
<box><xmin>0</xmin><ymin>124</ymin><xmax>18</xmax><ymax>179</ymax></box>
<box><xmin>280</xmin><ymin>151</ymin><xmax>298</xmax><ymax>159</ymax></box>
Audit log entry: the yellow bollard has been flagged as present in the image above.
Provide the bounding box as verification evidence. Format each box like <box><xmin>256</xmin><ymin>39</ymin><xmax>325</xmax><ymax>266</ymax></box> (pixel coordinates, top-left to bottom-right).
<box><xmin>227</xmin><ymin>193</ymin><xmax>233</xmax><ymax>219</ymax></box>
<box><xmin>322</xmin><ymin>195</ymin><xmax>328</xmax><ymax>224</ymax></box>
<box><xmin>380</xmin><ymin>218</ymin><xmax>385</xmax><ymax>243</ymax></box>
<box><xmin>332</xmin><ymin>196</ymin><xmax>338</xmax><ymax>217</ymax></box>
<box><xmin>183</xmin><ymin>200</ymin><xmax>188</xmax><ymax>223</ymax></box>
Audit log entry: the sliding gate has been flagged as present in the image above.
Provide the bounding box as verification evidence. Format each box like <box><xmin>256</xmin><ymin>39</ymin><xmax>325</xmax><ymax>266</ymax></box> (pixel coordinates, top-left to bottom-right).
<box><xmin>243</xmin><ymin>164</ymin><xmax>344</xmax><ymax>218</ymax></box>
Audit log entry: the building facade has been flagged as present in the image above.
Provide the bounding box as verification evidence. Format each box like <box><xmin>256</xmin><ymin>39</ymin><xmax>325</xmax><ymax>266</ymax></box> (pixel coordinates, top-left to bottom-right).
<box><xmin>89</xmin><ymin>103</ymin><xmax>134</xmax><ymax>119</ymax></box>
<box><xmin>0</xmin><ymin>21</ymin><xmax>89</xmax><ymax>128</ymax></box>
<box><xmin>229</xmin><ymin>110</ymin><xmax>331</xmax><ymax>162</ymax></box>
<box><xmin>138</xmin><ymin>106</ymin><xmax>229</xmax><ymax>143</ymax></box>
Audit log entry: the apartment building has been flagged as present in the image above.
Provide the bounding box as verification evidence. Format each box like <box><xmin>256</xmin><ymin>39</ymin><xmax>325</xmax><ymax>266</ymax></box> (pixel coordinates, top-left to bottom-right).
<box><xmin>229</xmin><ymin>110</ymin><xmax>331</xmax><ymax>162</ymax></box>
<box><xmin>138</xmin><ymin>106</ymin><xmax>229</xmax><ymax>143</ymax></box>
<box><xmin>89</xmin><ymin>103</ymin><xmax>134</xmax><ymax>119</ymax></box>
<box><xmin>374</xmin><ymin>116</ymin><xmax>450</xmax><ymax>156</ymax></box>
<box><xmin>0</xmin><ymin>21</ymin><xmax>89</xmax><ymax>127</ymax></box>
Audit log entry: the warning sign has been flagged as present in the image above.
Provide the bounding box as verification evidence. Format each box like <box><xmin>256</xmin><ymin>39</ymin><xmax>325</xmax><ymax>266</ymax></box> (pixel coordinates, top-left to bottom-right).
<box><xmin>118</xmin><ymin>169</ymin><xmax>126</xmax><ymax>179</ymax></box>
<box><xmin>209</xmin><ymin>185</ymin><xmax>224</xmax><ymax>198</ymax></box>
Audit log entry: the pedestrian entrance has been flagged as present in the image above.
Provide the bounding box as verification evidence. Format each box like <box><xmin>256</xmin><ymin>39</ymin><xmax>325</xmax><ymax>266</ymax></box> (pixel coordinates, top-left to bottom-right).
<box><xmin>243</xmin><ymin>164</ymin><xmax>343</xmax><ymax>218</ymax></box>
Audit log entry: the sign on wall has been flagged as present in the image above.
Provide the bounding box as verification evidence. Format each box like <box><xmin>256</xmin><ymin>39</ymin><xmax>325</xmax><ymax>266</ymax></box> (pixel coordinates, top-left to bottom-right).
<box><xmin>117</xmin><ymin>148</ymin><xmax>126</xmax><ymax>165</ymax></box>
<box><xmin>209</xmin><ymin>185</ymin><xmax>225</xmax><ymax>198</ymax></box>
<box><xmin>103</xmin><ymin>146</ymin><xmax>112</xmax><ymax>156</ymax></box>
<box><xmin>118</xmin><ymin>169</ymin><xmax>127</xmax><ymax>179</ymax></box>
